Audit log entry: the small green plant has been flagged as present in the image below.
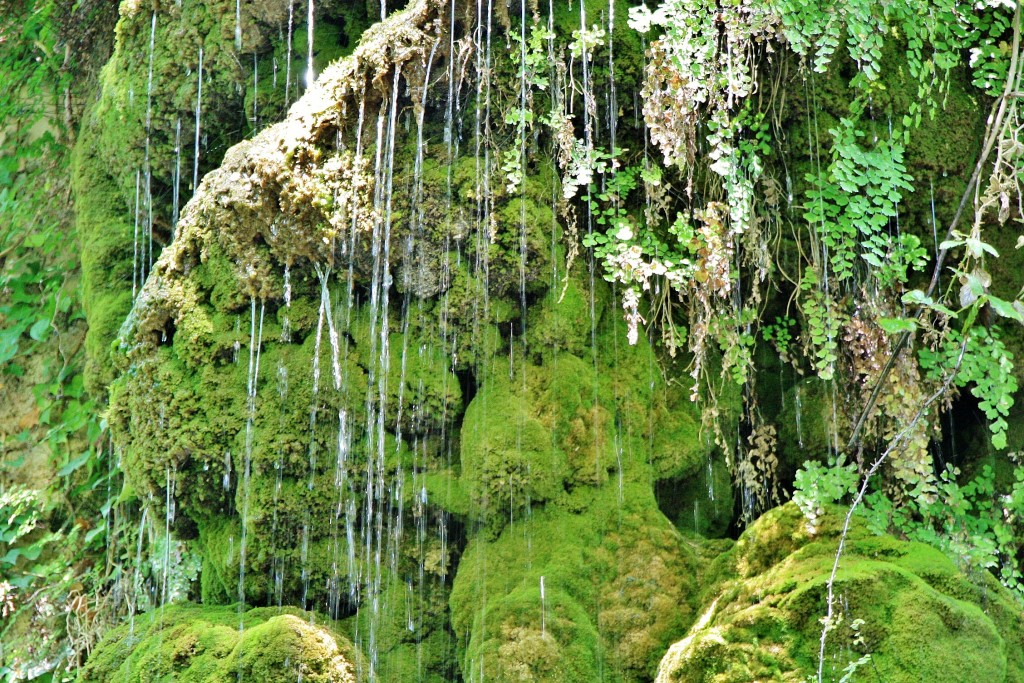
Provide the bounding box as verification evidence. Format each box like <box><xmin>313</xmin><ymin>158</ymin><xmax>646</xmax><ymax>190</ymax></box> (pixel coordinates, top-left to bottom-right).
<box><xmin>919</xmin><ymin>326</ymin><xmax>1017</xmax><ymax>449</ymax></box>
<box><xmin>804</xmin><ymin>121</ymin><xmax>916</xmax><ymax>284</ymax></box>
<box><xmin>862</xmin><ymin>463</ymin><xmax>1024</xmax><ymax>599</ymax></box>
<box><xmin>792</xmin><ymin>460</ymin><xmax>860</xmax><ymax>533</ymax></box>
<box><xmin>763</xmin><ymin>316</ymin><xmax>796</xmax><ymax>361</ymax></box>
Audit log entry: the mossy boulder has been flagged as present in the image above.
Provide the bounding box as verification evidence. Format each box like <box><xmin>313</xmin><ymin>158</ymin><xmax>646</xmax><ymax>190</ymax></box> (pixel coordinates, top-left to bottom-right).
<box><xmin>460</xmin><ymin>368</ymin><xmax>567</xmax><ymax>523</ymax></box>
<box><xmin>91</xmin><ymin>3</ymin><xmax>722</xmax><ymax>681</ymax></box>
<box><xmin>78</xmin><ymin>604</ymin><xmax>359</xmax><ymax>683</ymax></box>
<box><xmin>656</xmin><ymin>502</ymin><xmax>1024</xmax><ymax>683</ymax></box>
<box><xmin>451</xmin><ymin>485</ymin><xmax>699</xmax><ymax>683</ymax></box>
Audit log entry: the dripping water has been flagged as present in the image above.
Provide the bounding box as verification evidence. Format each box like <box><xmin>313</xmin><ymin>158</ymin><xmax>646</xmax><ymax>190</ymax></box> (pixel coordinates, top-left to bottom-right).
<box><xmin>237</xmin><ymin>297</ymin><xmax>265</xmax><ymax>669</ymax></box>
<box><xmin>306</xmin><ymin>0</ymin><xmax>315</xmax><ymax>88</ymax></box>
<box><xmin>133</xmin><ymin>169</ymin><xmax>141</xmax><ymax>299</ymax></box>
<box><xmin>143</xmin><ymin>12</ymin><xmax>157</xmax><ymax>281</ymax></box>
<box><xmin>172</xmin><ymin>118</ymin><xmax>181</xmax><ymax>235</ymax></box>
<box><xmin>285</xmin><ymin>0</ymin><xmax>294</xmax><ymax>106</ymax></box>
<box><xmin>235</xmin><ymin>0</ymin><xmax>242</xmax><ymax>51</ymax></box>
<box><xmin>795</xmin><ymin>384</ymin><xmax>804</xmax><ymax>449</ymax></box>
<box><xmin>193</xmin><ymin>48</ymin><xmax>203</xmax><ymax>193</ymax></box>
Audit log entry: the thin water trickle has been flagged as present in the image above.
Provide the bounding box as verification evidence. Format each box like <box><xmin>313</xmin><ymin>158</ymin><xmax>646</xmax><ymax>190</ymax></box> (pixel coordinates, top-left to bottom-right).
<box><xmin>133</xmin><ymin>169</ymin><xmax>141</xmax><ymax>299</ymax></box>
<box><xmin>143</xmin><ymin>12</ymin><xmax>157</xmax><ymax>282</ymax></box>
<box><xmin>172</xmin><ymin>118</ymin><xmax>181</xmax><ymax>236</ymax></box>
<box><xmin>161</xmin><ymin>466</ymin><xmax>175</xmax><ymax>607</ymax></box>
<box><xmin>237</xmin><ymin>297</ymin><xmax>265</xmax><ymax>659</ymax></box>
<box><xmin>795</xmin><ymin>384</ymin><xmax>804</xmax><ymax>449</ymax></box>
<box><xmin>285</xmin><ymin>0</ymin><xmax>295</xmax><ymax>106</ymax></box>
<box><xmin>540</xmin><ymin>575</ymin><xmax>546</xmax><ymax>637</ymax></box>
<box><xmin>235</xmin><ymin>0</ymin><xmax>242</xmax><ymax>51</ymax></box>
<box><xmin>269</xmin><ymin>357</ymin><xmax>288</xmax><ymax>607</ymax></box>
<box><xmin>930</xmin><ymin>180</ymin><xmax>940</xmax><ymax>293</ymax></box>
<box><xmin>193</xmin><ymin>48</ymin><xmax>203</xmax><ymax>194</ymax></box>
<box><xmin>223</xmin><ymin>449</ymin><xmax>232</xmax><ymax>490</ymax></box>
<box><xmin>251</xmin><ymin>53</ymin><xmax>259</xmax><ymax>131</ymax></box>
<box><xmin>129</xmin><ymin>505</ymin><xmax>149</xmax><ymax>638</ymax></box>
<box><xmin>281</xmin><ymin>264</ymin><xmax>292</xmax><ymax>343</ymax></box>
<box><xmin>306</xmin><ymin>0</ymin><xmax>315</xmax><ymax>88</ymax></box>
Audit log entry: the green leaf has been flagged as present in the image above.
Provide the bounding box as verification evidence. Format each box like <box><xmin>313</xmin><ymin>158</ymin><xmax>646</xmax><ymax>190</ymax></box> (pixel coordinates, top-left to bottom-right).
<box><xmin>0</xmin><ymin>327</ymin><xmax>21</xmax><ymax>365</ymax></box>
<box><xmin>902</xmin><ymin>290</ymin><xmax>958</xmax><ymax>317</ymax></box>
<box><xmin>877</xmin><ymin>317</ymin><xmax>918</xmax><ymax>334</ymax></box>
<box><xmin>56</xmin><ymin>450</ymin><xmax>91</xmax><ymax>478</ymax></box>
<box><xmin>85</xmin><ymin>525</ymin><xmax>105</xmax><ymax>544</ymax></box>
<box><xmin>987</xmin><ymin>295</ymin><xmax>1024</xmax><ymax>323</ymax></box>
<box><xmin>29</xmin><ymin>317</ymin><xmax>50</xmax><ymax>342</ymax></box>
<box><xmin>964</xmin><ymin>238</ymin><xmax>999</xmax><ymax>259</ymax></box>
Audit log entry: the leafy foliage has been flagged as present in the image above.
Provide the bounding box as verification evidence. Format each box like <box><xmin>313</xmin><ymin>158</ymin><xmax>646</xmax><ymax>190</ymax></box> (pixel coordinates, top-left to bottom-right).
<box><xmin>920</xmin><ymin>326</ymin><xmax>1018</xmax><ymax>449</ymax></box>
<box><xmin>0</xmin><ymin>2</ymin><xmax>124</xmax><ymax>680</ymax></box>
<box><xmin>862</xmin><ymin>463</ymin><xmax>1024</xmax><ymax>599</ymax></box>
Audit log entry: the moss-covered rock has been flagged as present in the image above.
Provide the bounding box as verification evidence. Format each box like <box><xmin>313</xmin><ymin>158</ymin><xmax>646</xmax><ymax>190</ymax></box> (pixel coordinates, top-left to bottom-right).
<box><xmin>73</xmin><ymin>0</ymin><xmax>378</xmax><ymax>394</ymax></box>
<box><xmin>448</xmin><ymin>283</ymin><xmax>712</xmax><ymax>680</ymax></box>
<box><xmin>451</xmin><ymin>485</ymin><xmax>699</xmax><ymax>683</ymax></box>
<box><xmin>92</xmin><ymin>3</ymin><xmax>717</xmax><ymax>680</ymax></box>
<box><xmin>656</xmin><ymin>502</ymin><xmax>1024</xmax><ymax>683</ymax></box>
<box><xmin>78</xmin><ymin>603</ymin><xmax>359</xmax><ymax>683</ymax></box>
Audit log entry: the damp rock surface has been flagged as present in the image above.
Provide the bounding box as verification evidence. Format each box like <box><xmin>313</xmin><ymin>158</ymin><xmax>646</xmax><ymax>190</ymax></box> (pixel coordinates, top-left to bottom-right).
<box><xmin>656</xmin><ymin>503</ymin><xmax>1024</xmax><ymax>683</ymax></box>
<box><xmin>77</xmin><ymin>603</ymin><xmax>359</xmax><ymax>683</ymax></box>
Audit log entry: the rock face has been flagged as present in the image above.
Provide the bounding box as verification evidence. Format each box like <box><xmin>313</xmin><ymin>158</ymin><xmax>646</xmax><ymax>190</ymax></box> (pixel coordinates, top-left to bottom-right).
<box><xmin>67</xmin><ymin>0</ymin><xmax>1024</xmax><ymax>680</ymax></box>
<box><xmin>78</xmin><ymin>604</ymin><xmax>359</xmax><ymax>683</ymax></box>
<box><xmin>656</xmin><ymin>503</ymin><xmax>1024</xmax><ymax>683</ymax></box>
<box><xmin>85</xmin><ymin>1</ymin><xmax>714</xmax><ymax>681</ymax></box>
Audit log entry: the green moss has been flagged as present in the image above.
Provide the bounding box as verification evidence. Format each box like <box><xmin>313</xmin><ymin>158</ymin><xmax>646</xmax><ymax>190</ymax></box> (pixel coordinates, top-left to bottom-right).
<box><xmin>527</xmin><ymin>270</ymin><xmax>595</xmax><ymax>357</ymax></box>
<box><xmin>345</xmin><ymin>571</ymin><xmax>460</xmax><ymax>683</ymax></box>
<box><xmin>451</xmin><ymin>485</ymin><xmax>699</xmax><ymax>683</ymax></box>
<box><xmin>73</xmin><ymin>122</ymin><xmax>136</xmax><ymax>395</ymax></box>
<box><xmin>460</xmin><ymin>365</ymin><xmax>567</xmax><ymax>527</ymax></box>
<box><xmin>77</xmin><ymin>603</ymin><xmax>358</xmax><ymax>683</ymax></box>
<box><xmin>93</xmin><ymin>8</ymin><xmax>723</xmax><ymax>683</ymax></box>
<box><xmin>657</xmin><ymin>502</ymin><xmax>1024</xmax><ymax>683</ymax></box>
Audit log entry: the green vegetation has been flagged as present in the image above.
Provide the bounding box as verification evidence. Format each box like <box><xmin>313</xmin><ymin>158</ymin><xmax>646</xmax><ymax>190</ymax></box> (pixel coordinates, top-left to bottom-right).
<box><xmin>77</xmin><ymin>604</ymin><xmax>359</xmax><ymax>683</ymax></box>
<box><xmin>656</xmin><ymin>503</ymin><xmax>1024</xmax><ymax>682</ymax></box>
<box><xmin>4</xmin><ymin>0</ymin><xmax>1024</xmax><ymax>681</ymax></box>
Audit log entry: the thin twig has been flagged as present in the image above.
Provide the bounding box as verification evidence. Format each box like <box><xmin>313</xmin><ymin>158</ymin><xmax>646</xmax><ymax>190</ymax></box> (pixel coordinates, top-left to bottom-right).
<box><xmin>843</xmin><ymin>2</ymin><xmax>1022</xmax><ymax>458</ymax></box>
<box><xmin>817</xmin><ymin>335</ymin><xmax>970</xmax><ymax>682</ymax></box>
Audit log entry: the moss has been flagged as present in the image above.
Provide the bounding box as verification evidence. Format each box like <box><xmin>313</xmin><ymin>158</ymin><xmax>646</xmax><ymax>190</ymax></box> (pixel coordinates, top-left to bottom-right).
<box><xmin>94</xmin><ymin>6</ymin><xmax>723</xmax><ymax>682</ymax></box>
<box><xmin>73</xmin><ymin>122</ymin><xmax>137</xmax><ymax>395</ymax></box>
<box><xmin>345</xmin><ymin>571</ymin><xmax>460</xmax><ymax>683</ymax></box>
<box><xmin>451</xmin><ymin>485</ymin><xmax>699</xmax><ymax>683</ymax></box>
<box><xmin>460</xmin><ymin>364</ymin><xmax>567</xmax><ymax>527</ymax></box>
<box><xmin>526</xmin><ymin>268</ymin><xmax>596</xmax><ymax>358</ymax></box>
<box><xmin>244</xmin><ymin>7</ymin><xmax>374</xmax><ymax>135</ymax></box>
<box><xmin>77</xmin><ymin>603</ymin><xmax>358</xmax><ymax>683</ymax></box>
<box><xmin>74</xmin><ymin>0</ymin><xmax>324</xmax><ymax>393</ymax></box>
<box><xmin>656</xmin><ymin>502</ymin><xmax>1024</xmax><ymax>683</ymax></box>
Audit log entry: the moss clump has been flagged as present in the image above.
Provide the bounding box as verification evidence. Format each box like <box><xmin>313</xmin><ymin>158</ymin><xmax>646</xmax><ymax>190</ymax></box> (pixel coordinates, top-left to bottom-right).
<box><xmin>657</xmin><ymin>502</ymin><xmax>1024</xmax><ymax>683</ymax></box>
<box><xmin>446</xmin><ymin>267</ymin><xmax>716</xmax><ymax>681</ymax></box>
<box><xmin>73</xmin><ymin>122</ymin><xmax>136</xmax><ymax>394</ymax></box>
<box><xmin>77</xmin><ymin>603</ymin><xmax>358</xmax><ymax>683</ymax></box>
<box><xmin>460</xmin><ymin>366</ymin><xmax>566</xmax><ymax>526</ymax></box>
<box><xmin>451</xmin><ymin>485</ymin><xmax>699</xmax><ymax>683</ymax></box>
